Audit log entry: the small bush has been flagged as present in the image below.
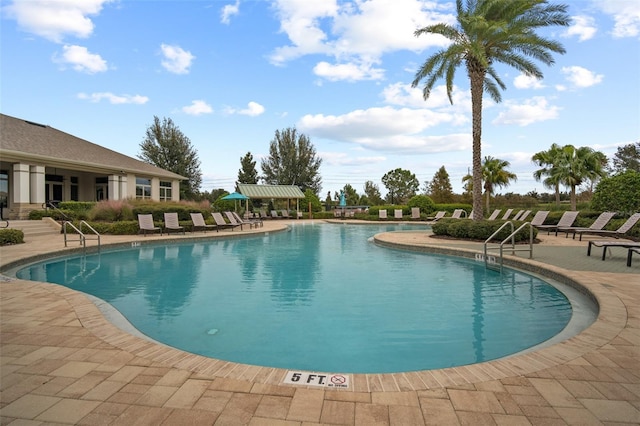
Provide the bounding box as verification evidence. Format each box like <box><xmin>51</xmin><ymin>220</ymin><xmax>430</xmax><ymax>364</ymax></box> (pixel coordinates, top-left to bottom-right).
<box><xmin>59</xmin><ymin>201</ymin><xmax>96</xmax><ymax>212</ymax></box>
<box><xmin>0</xmin><ymin>228</ymin><xmax>24</xmax><ymax>245</ymax></box>
<box><xmin>407</xmin><ymin>195</ymin><xmax>436</xmax><ymax>215</ymax></box>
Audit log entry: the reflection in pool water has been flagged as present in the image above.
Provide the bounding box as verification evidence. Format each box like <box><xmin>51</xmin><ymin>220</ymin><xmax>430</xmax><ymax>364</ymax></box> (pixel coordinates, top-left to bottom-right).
<box><xmin>17</xmin><ymin>223</ymin><xmax>573</xmax><ymax>373</ymax></box>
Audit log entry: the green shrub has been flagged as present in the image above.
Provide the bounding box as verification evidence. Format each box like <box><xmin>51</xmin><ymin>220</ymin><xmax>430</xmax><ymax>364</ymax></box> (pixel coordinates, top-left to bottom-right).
<box><xmin>59</xmin><ymin>201</ymin><xmax>96</xmax><ymax>212</ymax></box>
<box><xmin>407</xmin><ymin>195</ymin><xmax>436</xmax><ymax>215</ymax></box>
<box><xmin>434</xmin><ymin>203</ymin><xmax>472</xmax><ymax>214</ymax></box>
<box><xmin>592</xmin><ymin>171</ymin><xmax>640</xmax><ymax>215</ymax></box>
<box><xmin>0</xmin><ymin>228</ymin><xmax>24</xmax><ymax>245</ymax></box>
<box><xmin>28</xmin><ymin>209</ymin><xmax>77</xmax><ymax>221</ymax></box>
<box><xmin>432</xmin><ymin>219</ymin><xmax>537</xmax><ymax>242</ymax></box>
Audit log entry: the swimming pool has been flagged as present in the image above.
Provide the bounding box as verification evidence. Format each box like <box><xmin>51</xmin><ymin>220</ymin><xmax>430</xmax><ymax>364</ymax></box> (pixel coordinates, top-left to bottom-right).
<box><xmin>16</xmin><ymin>223</ymin><xmax>575</xmax><ymax>373</ymax></box>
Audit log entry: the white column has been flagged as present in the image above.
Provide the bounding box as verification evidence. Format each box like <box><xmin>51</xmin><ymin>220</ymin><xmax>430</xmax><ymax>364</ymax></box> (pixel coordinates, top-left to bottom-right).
<box><xmin>172</xmin><ymin>180</ymin><xmax>180</xmax><ymax>201</ymax></box>
<box><xmin>12</xmin><ymin>163</ymin><xmax>30</xmax><ymax>203</ymax></box>
<box><xmin>151</xmin><ymin>177</ymin><xmax>160</xmax><ymax>201</ymax></box>
<box><xmin>119</xmin><ymin>176</ymin><xmax>128</xmax><ymax>200</ymax></box>
<box><xmin>29</xmin><ymin>165</ymin><xmax>45</xmax><ymax>204</ymax></box>
<box><xmin>108</xmin><ymin>175</ymin><xmax>120</xmax><ymax>200</ymax></box>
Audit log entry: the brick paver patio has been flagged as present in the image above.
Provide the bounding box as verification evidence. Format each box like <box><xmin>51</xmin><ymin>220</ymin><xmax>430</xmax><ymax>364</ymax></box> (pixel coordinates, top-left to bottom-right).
<box><xmin>1</xmin><ymin>219</ymin><xmax>638</xmax><ymax>425</ymax></box>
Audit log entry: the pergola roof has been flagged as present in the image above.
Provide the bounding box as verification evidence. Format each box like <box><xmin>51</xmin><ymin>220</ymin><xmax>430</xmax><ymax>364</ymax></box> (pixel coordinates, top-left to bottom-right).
<box><xmin>238</xmin><ymin>184</ymin><xmax>305</xmax><ymax>199</ymax></box>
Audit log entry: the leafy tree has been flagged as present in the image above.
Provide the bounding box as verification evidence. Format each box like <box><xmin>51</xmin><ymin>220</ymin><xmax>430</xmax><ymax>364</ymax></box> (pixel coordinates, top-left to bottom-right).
<box><xmin>261</xmin><ymin>127</ymin><xmax>322</xmax><ymax>194</ymax></box>
<box><xmin>555</xmin><ymin>145</ymin><xmax>607</xmax><ymax>210</ymax></box>
<box><xmin>325</xmin><ymin>191</ymin><xmax>333</xmax><ymax>211</ymax></box>
<box><xmin>381</xmin><ymin>168</ymin><xmax>419</xmax><ymax>204</ymax></box>
<box><xmin>301</xmin><ymin>189</ymin><xmax>322</xmax><ymax>213</ymax></box>
<box><xmin>591</xmin><ymin>171</ymin><xmax>640</xmax><ymax>215</ymax></box>
<box><xmin>532</xmin><ymin>143</ymin><xmax>564</xmax><ymax>207</ymax></box>
<box><xmin>363</xmin><ymin>180</ymin><xmax>383</xmax><ymax>205</ymax></box>
<box><xmin>412</xmin><ymin>0</ymin><xmax>570</xmax><ymax>220</ymax></box>
<box><xmin>138</xmin><ymin>116</ymin><xmax>202</xmax><ymax>200</ymax></box>
<box><xmin>407</xmin><ymin>194</ymin><xmax>436</xmax><ymax>215</ymax></box>
<box><xmin>237</xmin><ymin>152</ymin><xmax>259</xmax><ymax>187</ymax></box>
<box><xmin>427</xmin><ymin>166</ymin><xmax>454</xmax><ymax>203</ymax></box>
<box><xmin>612</xmin><ymin>142</ymin><xmax>640</xmax><ymax>173</ymax></box>
<box><xmin>463</xmin><ymin>156</ymin><xmax>517</xmax><ymax>211</ymax></box>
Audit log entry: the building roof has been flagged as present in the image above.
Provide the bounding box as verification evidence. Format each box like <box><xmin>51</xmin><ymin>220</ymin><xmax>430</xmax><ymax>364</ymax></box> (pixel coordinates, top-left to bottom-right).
<box><xmin>0</xmin><ymin>113</ymin><xmax>186</xmax><ymax>180</ymax></box>
<box><xmin>238</xmin><ymin>184</ymin><xmax>305</xmax><ymax>199</ymax></box>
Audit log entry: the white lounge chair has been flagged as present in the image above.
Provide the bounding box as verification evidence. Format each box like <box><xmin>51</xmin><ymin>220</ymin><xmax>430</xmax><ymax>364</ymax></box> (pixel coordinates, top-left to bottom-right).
<box><xmin>394</xmin><ymin>209</ymin><xmax>403</xmax><ymax>220</ymax></box>
<box><xmin>163</xmin><ymin>212</ymin><xmax>185</xmax><ymax>234</ymax></box>
<box><xmin>137</xmin><ymin>214</ymin><xmax>161</xmax><ymax>236</ymax></box>
<box><xmin>534</xmin><ymin>211</ymin><xmax>579</xmax><ymax>236</ymax></box>
<box><xmin>379</xmin><ymin>209</ymin><xmax>387</xmax><ymax>220</ymax></box>
<box><xmin>190</xmin><ymin>212</ymin><xmax>217</xmax><ymax>233</ymax></box>
<box><xmin>427</xmin><ymin>211</ymin><xmax>446</xmax><ymax>221</ymax></box>
<box><xmin>410</xmin><ymin>207</ymin><xmax>421</xmax><ymax>220</ymax></box>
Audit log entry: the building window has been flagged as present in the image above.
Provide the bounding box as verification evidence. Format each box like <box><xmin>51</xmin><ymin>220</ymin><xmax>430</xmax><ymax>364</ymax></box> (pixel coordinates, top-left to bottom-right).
<box><xmin>136</xmin><ymin>177</ymin><xmax>152</xmax><ymax>200</ymax></box>
<box><xmin>70</xmin><ymin>176</ymin><xmax>79</xmax><ymax>201</ymax></box>
<box><xmin>159</xmin><ymin>181</ymin><xmax>172</xmax><ymax>201</ymax></box>
<box><xmin>0</xmin><ymin>170</ymin><xmax>8</xmax><ymax>208</ymax></box>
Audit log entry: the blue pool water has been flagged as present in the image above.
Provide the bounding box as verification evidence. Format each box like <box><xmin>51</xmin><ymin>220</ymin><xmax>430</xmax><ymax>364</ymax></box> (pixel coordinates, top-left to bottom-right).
<box><xmin>16</xmin><ymin>223</ymin><xmax>572</xmax><ymax>373</ymax></box>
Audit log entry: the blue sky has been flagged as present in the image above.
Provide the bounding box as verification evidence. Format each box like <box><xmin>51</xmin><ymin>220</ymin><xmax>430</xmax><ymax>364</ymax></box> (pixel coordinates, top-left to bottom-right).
<box><xmin>2</xmin><ymin>0</ymin><xmax>639</xmax><ymax>199</ymax></box>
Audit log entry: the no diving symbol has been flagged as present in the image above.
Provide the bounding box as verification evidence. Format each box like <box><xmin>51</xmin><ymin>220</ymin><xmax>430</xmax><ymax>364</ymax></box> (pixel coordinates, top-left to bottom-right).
<box><xmin>330</xmin><ymin>375</ymin><xmax>347</xmax><ymax>385</ymax></box>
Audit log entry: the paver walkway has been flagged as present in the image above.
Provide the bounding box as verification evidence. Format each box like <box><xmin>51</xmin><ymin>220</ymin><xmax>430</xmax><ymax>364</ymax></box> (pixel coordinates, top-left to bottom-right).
<box><xmin>1</xmin><ymin>219</ymin><xmax>639</xmax><ymax>425</ymax></box>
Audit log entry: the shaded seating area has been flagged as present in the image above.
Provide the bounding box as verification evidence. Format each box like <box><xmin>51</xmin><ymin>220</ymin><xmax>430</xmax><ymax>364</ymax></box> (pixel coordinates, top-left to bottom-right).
<box><xmin>558</xmin><ymin>211</ymin><xmax>616</xmax><ymax>239</ymax></box>
<box><xmin>534</xmin><ymin>211</ymin><xmax>579</xmax><ymax>236</ymax></box>
<box><xmin>190</xmin><ymin>212</ymin><xmax>217</xmax><ymax>233</ymax></box>
<box><xmin>163</xmin><ymin>212</ymin><xmax>185</xmax><ymax>234</ymax></box>
<box><xmin>137</xmin><ymin>214</ymin><xmax>162</xmax><ymax>236</ymax></box>
<box><xmin>571</xmin><ymin>213</ymin><xmax>640</xmax><ymax>241</ymax></box>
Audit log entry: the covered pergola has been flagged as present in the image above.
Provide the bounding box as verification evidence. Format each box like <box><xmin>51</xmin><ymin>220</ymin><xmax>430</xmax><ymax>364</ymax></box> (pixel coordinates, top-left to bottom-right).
<box><xmin>237</xmin><ymin>184</ymin><xmax>305</xmax><ymax>215</ymax></box>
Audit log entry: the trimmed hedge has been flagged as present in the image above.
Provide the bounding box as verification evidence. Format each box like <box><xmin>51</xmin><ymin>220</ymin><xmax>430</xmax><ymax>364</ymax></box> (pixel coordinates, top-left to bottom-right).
<box><xmin>431</xmin><ymin>218</ymin><xmax>538</xmax><ymax>242</ymax></box>
<box><xmin>0</xmin><ymin>228</ymin><xmax>25</xmax><ymax>245</ymax></box>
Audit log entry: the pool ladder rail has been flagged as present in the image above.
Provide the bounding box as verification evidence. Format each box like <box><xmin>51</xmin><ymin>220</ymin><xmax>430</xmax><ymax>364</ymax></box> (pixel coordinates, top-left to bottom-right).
<box><xmin>63</xmin><ymin>220</ymin><xmax>101</xmax><ymax>250</ymax></box>
<box><xmin>483</xmin><ymin>221</ymin><xmax>533</xmax><ymax>272</ymax></box>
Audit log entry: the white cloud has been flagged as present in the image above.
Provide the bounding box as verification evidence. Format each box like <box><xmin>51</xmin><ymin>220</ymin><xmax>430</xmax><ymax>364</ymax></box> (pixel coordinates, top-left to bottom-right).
<box><xmin>3</xmin><ymin>0</ymin><xmax>113</xmax><ymax>43</ymax></box>
<box><xmin>160</xmin><ymin>44</ymin><xmax>195</xmax><ymax>74</ymax></box>
<box><xmin>182</xmin><ymin>100</ymin><xmax>213</xmax><ymax>116</ymax></box>
<box><xmin>269</xmin><ymin>0</ymin><xmax>453</xmax><ymax>81</ymax></box>
<box><xmin>225</xmin><ymin>101</ymin><xmax>265</xmax><ymax>116</ymax></box>
<box><xmin>221</xmin><ymin>0</ymin><xmax>240</xmax><ymax>24</ymax></box>
<box><xmin>54</xmin><ymin>45</ymin><xmax>107</xmax><ymax>73</ymax></box>
<box><xmin>513</xmin><ymin>73</ymin><xmax>545</xmax><ymax>90</ymax></box>
<box><xmin>77</xmin><ymin>92</ymin><xmax>149</xmax><ymax>104</ymax></box>
<box><xmin>563</xmin><ymin>15</ymin><xmax>597</xmax><ymax>41</ymax></box>
<box><xmin>561</xmin><ymin>66</ymin><xmax>604</xmax><ymax>88</ymax></box>
<box><xmin>492</xmin><ymin>97</ymin><xmax>560</xmax><ymax>126</ymax></box>
<box><xmin>593</xmin><ymin>0</ymin><xmax>640</xmax><ymax>38</ymax></box>
<box><xmin>298</xmin><ymin>106</ymin><xmax>470</xmax><ymax>153</ymax></box>
<box><xmin>313</xmin><ymin>61</ymin><xmax>384</xmax><ymax>81</ymax></box>
<box><xmin>320</xmin><ymin>152</ymin><xmax>387</xmax><ymax>167</ymax></box>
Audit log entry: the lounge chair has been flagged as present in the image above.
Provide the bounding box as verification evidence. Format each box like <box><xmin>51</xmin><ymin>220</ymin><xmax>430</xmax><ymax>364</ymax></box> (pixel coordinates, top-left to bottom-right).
<box><xmin>500</xmin><ymin>209</ymin><xmax>514</xmax><ymax>220</ymax></box>
<box><xmin>572</xmin><ymin>213</ymin><xmax>640</xmax><ymax>241</ymax></box>
<box><xmin>534</xmin><ymin>211</ymin><xmax>579</xmax><ymax>236</ymax></box>
<box><xmin>163</xmin><ymin>212</ymin><xmax>185</xmax><ymax>234</ymax></box>
<box><xmin>379</xmin><ymin>209</ymin><xmax>387</xmax><ymax>220</ymax></box>
<box><xmin>427</xmin><ymin>211</ymin><xmax>446</xmax><ymax>221</ymax></box>
<box><xmin>260</xmin><ymin>210</ymin><xmax>270</xmax><ymax>220</ymax></box>
<box><xmin>334</xmin><ymin>209</ymin><xmax>343</xmax><ymax>218</ymax></box>
<box><xmin>190</xmin><ymin>212</ymin><xmax>217</xmax><ymax>233</ymax></box>
<box><xmin>281</xmin><ymin>210</ymin><xmax>291</xmax><ymax>219</ymax></box>
<box><xmin>451</xmin><ymin>209</ymin><xmax>466</xmax><ymax>219</ymax></box>
<box><xmin>410</xmin><ymin>207</ymin><xmax>420</xmax><ymax>220</ymax></box>
<box><xmin>486</xmin><ymin>209</ymin><xmax>501</xmax><ymax>220</ymax></box>
<box><xmin>212</xmin><ymin>212</ymin><xmax>240</xmax><ymax>231</ymax></box>
<box><xmin>587</xmin><ymin>240</ymin><xmax>640</xmax><ymax>261</ymax></box>
<box><xmin>224</xmin><ymin>211</ymin><xmax>249</xmax><ymax>230</ymax></box>
<box><xmin>628</xmin><ymin>247</ymin><xmax>640</xmax><ymax>267</ymax></box>
<box><xmin>517</xmin><ymin>210</ymin><xmax>532</xmax><ymax>221</ymax></box>
<box><xmin>138</xmin><ymin>214</ymin><xmax>162</xmax><ymax>236</ymax></box>
<box><xmin>235</xmin><ymin>211</ymin><xmax>263</xmax><ymax>228</ymax></box>
<box><xmin>529</xmin><ymin>210</ymin><xmax>550</xmax><ymax>227</ymax></box>
<box><xmin>559</xmin><ymin>211</ymin><xmax>616</xmax><ymax>239</ymax></box>
<box><xmin>394</xmin><ymin>209</ymin><xmax>403</xmax><ymax>220</ymax></box>
<box><xmin>271</xmin><ymin>210</ymin><xmax>281</xmax><ymax>219</ymax></box>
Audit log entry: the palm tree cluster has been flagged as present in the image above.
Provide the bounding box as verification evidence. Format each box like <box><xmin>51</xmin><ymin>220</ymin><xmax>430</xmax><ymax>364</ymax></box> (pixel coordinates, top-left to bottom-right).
<box><xmin>532</xmin><ymin>144</ymin><xmax>608</xmax><ymax>210</ymax></box>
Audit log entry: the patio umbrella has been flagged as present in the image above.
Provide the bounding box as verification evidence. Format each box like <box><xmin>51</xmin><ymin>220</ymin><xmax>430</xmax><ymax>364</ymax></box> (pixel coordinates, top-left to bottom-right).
<box><xmin>221</xmin><ymin>192</ymin><xmax>249</xmax><ymax>212</ymax></box>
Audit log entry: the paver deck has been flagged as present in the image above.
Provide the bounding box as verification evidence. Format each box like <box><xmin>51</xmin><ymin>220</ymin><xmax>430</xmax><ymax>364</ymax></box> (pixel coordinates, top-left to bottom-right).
<box><xmin>1</xmin><ymin>219</ymin><xmax>639</xmax><ymax>425</ymax></box>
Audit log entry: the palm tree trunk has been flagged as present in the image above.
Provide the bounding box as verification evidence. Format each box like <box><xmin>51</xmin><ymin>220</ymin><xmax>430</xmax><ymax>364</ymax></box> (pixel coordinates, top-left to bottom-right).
<box><xmin>554</xmin><ymin>183</ymin><xmax>560</xmax><ymax>207</ymax></box>
<box><xmin>469</xmin><ymin>70</ymin><xmax>485</xmax><ymax>221</ymax></box>
<box><xmin>570</xmin><ymin>185</ymin><xmax>577</xmax><ymax>211</ymax></box>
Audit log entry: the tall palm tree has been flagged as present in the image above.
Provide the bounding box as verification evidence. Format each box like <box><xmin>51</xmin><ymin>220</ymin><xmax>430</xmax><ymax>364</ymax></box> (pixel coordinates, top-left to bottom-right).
<box><xmin>555</xmin><ymin>145</ymin><xmax>608</xmax><ymax>210</ymax></box>
<box><xmin>412</xmin><ymin>0</ymin><xmax>570</xmax><ymax>220</ymax></box>
<box><xmin>532</xmin><ymin>143</ymin><xmax>564</xmax><ymax>207</ymax></box>
<box><xmin>462</xmin><ymin>156</ymin><xmax>517</xmax><ymax>211</ymax></box>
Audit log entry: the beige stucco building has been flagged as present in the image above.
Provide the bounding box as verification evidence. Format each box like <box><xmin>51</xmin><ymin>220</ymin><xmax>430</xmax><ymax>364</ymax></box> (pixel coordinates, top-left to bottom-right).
<box><xmin>0</xmin><ymin>113</ymin><xmax>185</xmax><ymax>219</ymax></box>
